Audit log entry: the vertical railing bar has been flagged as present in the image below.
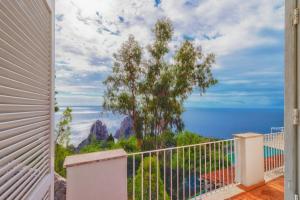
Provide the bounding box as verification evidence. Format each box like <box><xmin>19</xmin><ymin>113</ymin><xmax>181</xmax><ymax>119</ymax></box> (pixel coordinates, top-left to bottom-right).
<box><xmin>282</xmin><ymin>132</ymin><xmax>284</xmax><ymax>167</ymax></box>
<box><xmin>199</xmin><ymin>145</ymin><xmax>202</xmax><ymax>196</ymax></box>
<box><xmin>141</xmin><ymin>154</ymin><xmax>144</xmax><ymax>200</ymax></box>
<box><xmin>266</xmin><ymin>134</ymin><xmax>269</xmax><ymax>171</ymax></box>
<box><xmin>222</xmin><ymin>141</ymin><xmax>224</xmax><ymax>188</ymax></box>
<box><xmin>226</xmin><ymin>141</ymin><xmax>229</xmax><ymax>187</ymax></box>
<box><xmin>183</xmin><ymin>148</ymin><xmax>185</xmax><ymax>200</ymax></box>
<box><xmin>278</xmin><ymin>133</ymin><xmax>280</xmax><ymax>168</ymax></box>
<box><xmin>189</xmin><ymin>147</ymin><xmax>191</xmax><ymax>199</ymax></box>
<box><xmin>270</xmin><ymin>134</ymin><xmax>272</xmax><ymax>171</ymax></box>
<box><xmin>204</xmin><ymin>144</ymin><xmax>207</xmax><ymax>194</ymax></box>
<box><xmin>275</xmin><ymin>133</ymin><xmax>278</xmax><ymax>169</ymax></box>
<box><xmin>273</xmin><ymin>134</ymin><xmax>276</xmax><ymax>170</ymax></box>
<box><xmin>218</xmin><ymin>141</ymin><xmax>221</xmax><ymax>188</ymax></box>
<box><xmin>231</xmin><ymin>140</ymin><xmax>234</xmax><ymax>185</ymax></box>
<box><xmin>194</xmin><ymin>146</ymin><xmax>196</xmax><ymax>199</ymax></box>
<box><xmin>274</xmin><ymin>133</ymin><xmax>276</xmax><ymax>169</ymax></box>
<box><xmin>133</xmin><ymin>155</ymin><xmax>135</xmax><ymax>200</ymax></box>
<box><xmin>209</xmin><ymin>143</ymin><xmax>212</xmax><ymax>192</ymax></box>
<box><xmin>263</xmin><ymin>135</ymin><xmax>268</xmax><ymax>171</ymax></box>
<box><xmin>149</xmin><ymin>152</ymin><xmax>151</xmax><ymax>200</ymax></box>
<box><xmin>177</xmin><ymin>148</ymin><xmax>179</xmax><ymax>200</ymax></box>
<box><xmin>214</xmin><ymin>142</ymin><xmax>216</xmax><ymax>191</ymax></box>
<box><xmin>157</xmin><ymin>152</ymin><xmax>159</xmax><ymax>200</ymax></box>
<box><xmin>171</xmin><ymin>149</ymin><xmax>173</xmax><ymax>200</ymax></box>
<box><xmin>279</xmin><ymin>133</ymin><xmax>282</xmax><ymax>167</ymax></box>
<box><xmin>164</xmin><ymin>150</ymin><xmax>166</xmax><ymax>200</ymax></box>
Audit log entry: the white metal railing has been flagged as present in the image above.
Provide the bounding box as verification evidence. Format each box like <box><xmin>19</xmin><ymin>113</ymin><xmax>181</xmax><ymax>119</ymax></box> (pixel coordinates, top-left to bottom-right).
<box><xmin>263</xmin><ymin>132</ymin><xmax>284</xmax><ymax>176</ymax></box>
<box><xmin>127</xmin><ymin>139</ymin><xmax>237</xmax><ymax>200</ymax></box>
<box><xmin>270</xmin><ymin>127</ymin><xmax>284</xmax><ymax>133</ymax></box>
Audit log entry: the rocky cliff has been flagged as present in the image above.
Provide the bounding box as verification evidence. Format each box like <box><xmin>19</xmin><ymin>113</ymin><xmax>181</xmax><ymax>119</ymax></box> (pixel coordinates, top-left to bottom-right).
<box><xmin>76</xmin><ymin>120</ymin><xmax>108</xmax><ymax>151</ymax></box>
<box><xmin>114</xmin><ymin>116</ymin><xmax>135</xmax><ymax>139</ymax></box>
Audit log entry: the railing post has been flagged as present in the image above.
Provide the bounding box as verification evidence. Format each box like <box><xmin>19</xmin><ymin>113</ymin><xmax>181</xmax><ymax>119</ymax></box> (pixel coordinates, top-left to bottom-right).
<box><xmin>234</xmin><ymin>133</ymin><xmax>265</xmax><ymax>188</ymax></box>
<box><xmin>64</xmin><ymin>149</ymin><xmax>128</xmax><ymax>200</ymax></box>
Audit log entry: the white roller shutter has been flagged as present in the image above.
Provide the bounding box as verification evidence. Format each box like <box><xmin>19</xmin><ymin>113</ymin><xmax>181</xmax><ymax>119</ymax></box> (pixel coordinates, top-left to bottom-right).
<box><xmin>0</xmin><ymin>0</ymin><xmax>54</xmax><ymax>199</ymax></box>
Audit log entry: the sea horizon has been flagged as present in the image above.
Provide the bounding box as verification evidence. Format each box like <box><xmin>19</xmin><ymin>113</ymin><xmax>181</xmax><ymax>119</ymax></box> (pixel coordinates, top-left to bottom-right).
<box><xmin>55</xmin><ymin>106</ymin><xmax>284</xmax><ymax>146</ymax></box>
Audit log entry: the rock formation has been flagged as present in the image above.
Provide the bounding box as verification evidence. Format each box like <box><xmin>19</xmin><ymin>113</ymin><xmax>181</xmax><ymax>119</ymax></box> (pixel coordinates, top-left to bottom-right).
<box><xmin>76</xmin><ymin>120</ymin><xmax>108</xmax><ymax>151</ymax></box>
<box><xmin>114</xmin><ymin>116</ymin><xmax>135</xmax><ymax>139</ymax></box>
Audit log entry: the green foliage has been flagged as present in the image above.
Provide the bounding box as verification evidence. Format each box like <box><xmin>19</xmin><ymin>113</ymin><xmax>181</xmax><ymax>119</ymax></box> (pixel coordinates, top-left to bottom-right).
<box><xmin>79</xmin><ymin>136</ymin><xmax>140</xmax><ymax>154</ymax></box>
<box><xmin>55</xmin><ymin>144</ymin><xmax>73</xmax><ymax>177</ymax></box>
<box><xmin>55</xmin><ymin>107</ymin><xmax>74</xmax><ymax>177</ymax></box>
<box><xmin>56</xmin><ymin>107</ymin><xmax>73</xmax><ymax>146</ymax></box>
<box><xmin>128</xmin><ymin>156</ymin><xmax>170</xmax><ymax>200</ymax></box>
<box><xmin>103</xmin><ymin>18</ymin><xmax>217</xmax><ymax>138</ymax></box>
<box><xmin>113</xmin><ymin>136</ymin><xmax>141</xmax><ymax>153</ymax></box>
<box><xmin>175</xmin><ymin>131</ymin><xmax>212</xmax><ymax>146</ymax></box>
<box><xmin>79</xmin><ymin>140</ymin><xmax>102</xmax><ymax>153</ymax></box>
<box><xmin>142</xmin><ymin>130</ymin><xmax>176</xmax><ymax>151</ymax></box>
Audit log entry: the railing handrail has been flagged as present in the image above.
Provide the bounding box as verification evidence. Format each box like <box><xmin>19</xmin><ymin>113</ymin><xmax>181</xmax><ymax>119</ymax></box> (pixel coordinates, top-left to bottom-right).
<box><xmin>127</xmin><ymin>138</ymin><xmax>236</xmax><ymax>156</ymax></box>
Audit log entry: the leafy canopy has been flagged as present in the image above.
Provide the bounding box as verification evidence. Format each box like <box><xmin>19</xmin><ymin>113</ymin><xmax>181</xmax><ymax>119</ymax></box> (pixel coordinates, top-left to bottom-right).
<box><xmin>103</xmin><ymin>18</ymin><xmax>217</xmax><ymax>139</ymax></box>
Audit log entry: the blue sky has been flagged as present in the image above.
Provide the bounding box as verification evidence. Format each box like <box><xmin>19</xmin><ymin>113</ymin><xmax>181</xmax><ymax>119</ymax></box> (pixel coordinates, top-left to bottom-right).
<box><xmin>55</xmin><ymin>0</ymin><xmax>284</xmax><ymax>108</ymax></box>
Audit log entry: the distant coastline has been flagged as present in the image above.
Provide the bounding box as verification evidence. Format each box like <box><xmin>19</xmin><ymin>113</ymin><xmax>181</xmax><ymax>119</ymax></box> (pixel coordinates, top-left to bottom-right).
<box><xmin>55</xmin><ymin>106</ymin><xmax>284</xmax><ymax>146</ymax></box>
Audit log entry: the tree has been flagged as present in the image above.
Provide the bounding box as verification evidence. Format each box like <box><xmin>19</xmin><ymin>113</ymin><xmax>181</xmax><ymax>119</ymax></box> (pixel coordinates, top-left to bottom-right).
<box><xmin>55</xmin><ymin>106</ymin><xmax>73</xmax><ymax>177</ymax></box>
<box><xmin>103</xmin><ymin>35</ymin><xmax>143</xmax><ymax>139</ymax></box>
<box><xmin>128</xmin><ymin>156</ymin><xmax>170</xmax><ymax>200</ymax></box>
<box><xmin>56</xmin><ymin>107</ymin><xmax>73</xmax><ymax>147</ymax></box>
<box><xmin>103</xmin><ymin>18</ymin><xmax>217</xmax><ymax>139</ymax></box>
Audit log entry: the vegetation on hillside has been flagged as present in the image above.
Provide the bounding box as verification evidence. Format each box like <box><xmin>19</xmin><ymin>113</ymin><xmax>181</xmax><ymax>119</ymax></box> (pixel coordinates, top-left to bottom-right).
<box><xmin>103</xmin><ymin>18</ymin><xmax>217</xmax><ymax>140</ymax></box>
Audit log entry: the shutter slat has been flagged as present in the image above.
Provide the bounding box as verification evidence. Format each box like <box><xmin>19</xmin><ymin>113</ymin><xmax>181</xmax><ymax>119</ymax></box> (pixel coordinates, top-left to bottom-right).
<box><xmin>0</xmin><ymin>17</ymin><xmax>48</xmax><ymax>68</ymax></box>
<box><xmin>0</xmin><ymin>104</ymin><xmax>50</xmax><ymax>113</ymax></box>
<box><xmin>0</xmin><ymin>134</ymin><xmax>49</xmax><ymax>166</ymax></box>
<box><xmin>20</xmin><ymin>165</ymin><xmax>49</xmax><ymax>200</ymax></box>
<box><xmin>0</xmin><ymin>33</ymin><xmax>49</xmax><ymax>75</ymax></box>
<box><xmin>0</xmin><ymin>95</ymin><xmax>49</xmax><ymax>105</ymax></box>
<box><xmin>0</xmin><ymin>0</ymin><xmax>52</xmax><ymax>198</ymax></box>
<box><xmin>0</xmin><ymin>47</ymin><xmax>49</xmax><ymax>81</ymax></box>
<box><xmin>0</xmin><ymin>141</ymin><xmax>48</xmax><ymax>177</ymax></box>
<box><xmin>0</xmin><ymin>111</ymin><xmax>49</xmax><ymax>122</ymax></box>
<box><xmin>0</xmin><ymin>76</ymin><xmax>49</xmax><ymax>95</ymax></box>
<box><xmin>0</xmin><ymin>2</ymin><xmax>48</xmax><ymax>58</ymax></box>
<box><xmin>10</xmin><ymin>163</ymin><xmax>49</xmax><ymax>200</ymax></box>
<box><xmin>0</xmin><ymin>85</ymin><xmax>49</xmax><ymax>100</ymax></box>
<box><xmin>0</xmin><ymin>155</ymin><xmax>48</xmax><ymax>198</ymax></box>
<box><xmin>0</xmin><ymin>115</ymin><xmax>49</xmax><ymax>131</ymax></box>
<box><xmin>0</xmin><ymin>120</ymin><xmax>49</xmax><ymax>140</ymax></box>
<box><xmin>0</xmin><ymin>66</ymin><xmax>48</xmax><ymax>89</ymax></box>
<box><xmin>0</xmin><ymin>126</ymin><xmax>48</xmax><ymax>149</ymax></box>
<box><xmin>0</xmin><ymin>147</ymin><xmax>48</xmax><ymax>185</ymax></box>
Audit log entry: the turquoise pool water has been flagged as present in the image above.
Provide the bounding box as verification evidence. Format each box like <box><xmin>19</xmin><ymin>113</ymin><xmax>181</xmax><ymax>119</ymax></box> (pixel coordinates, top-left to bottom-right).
<box><xmin>264</xmin><ymin>146</ymin><xmax>283</xmax><ymax>158</ymax></box>
<box><xmin>228</xmin><ymin>146</ymin><xmax>283</xmax><ymax>164</ymax></box>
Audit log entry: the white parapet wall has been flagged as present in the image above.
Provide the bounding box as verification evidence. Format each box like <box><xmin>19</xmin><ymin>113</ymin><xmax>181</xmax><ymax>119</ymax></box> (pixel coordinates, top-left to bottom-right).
<box><xmin>234</xmin><ymin>133</ymin><xmax>265</xmax><ymax>187</ymax></box>
<box><xmin>64</xmin><ymin>149</ymin><xmax>127</xmax><ymax>200</ymax></box>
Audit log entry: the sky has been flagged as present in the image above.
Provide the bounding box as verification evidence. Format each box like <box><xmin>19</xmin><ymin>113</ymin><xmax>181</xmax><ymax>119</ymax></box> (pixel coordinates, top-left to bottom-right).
<box><xmin>55</xmin><ymin>0</ymin><xmax>284</xmax><ymax>109</ymax></box>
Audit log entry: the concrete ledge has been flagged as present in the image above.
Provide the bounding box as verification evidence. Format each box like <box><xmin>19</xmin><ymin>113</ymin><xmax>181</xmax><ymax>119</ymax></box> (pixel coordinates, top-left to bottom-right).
<box><xmin>64</xmin><ymin>149</ymin><xmax>127</xmax><ymax>168</ymax></box>
<box><xmin>233</xmin><ymin>133</ymin><xmax>263</xmax><ymax>138</ymax></box>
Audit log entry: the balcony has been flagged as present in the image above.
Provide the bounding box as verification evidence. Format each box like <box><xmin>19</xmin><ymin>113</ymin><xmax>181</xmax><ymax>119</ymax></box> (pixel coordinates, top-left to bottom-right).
<box><xmin>63</xmin><ymin>131</ymin><xmax>284</xmax><ymax>200</ymax></box>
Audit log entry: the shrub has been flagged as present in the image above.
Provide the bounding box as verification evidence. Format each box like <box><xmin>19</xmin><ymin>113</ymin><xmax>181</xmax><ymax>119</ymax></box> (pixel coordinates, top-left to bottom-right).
<box><xmin>128</xmin><ymin>156</ymin><xmax>170</xmax><ymax>200</ymax></box>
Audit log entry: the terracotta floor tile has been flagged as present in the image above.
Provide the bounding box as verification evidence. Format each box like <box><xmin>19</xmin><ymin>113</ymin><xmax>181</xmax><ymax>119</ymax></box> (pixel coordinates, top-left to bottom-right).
<box><xmin>228</xmin><ymin>176</ymin><xmax>284</xmax><ymax>200</ymax></box>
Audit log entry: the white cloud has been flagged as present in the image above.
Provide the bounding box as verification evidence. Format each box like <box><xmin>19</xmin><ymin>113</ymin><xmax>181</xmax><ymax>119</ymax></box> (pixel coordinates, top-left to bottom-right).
<box><xmin>55</xmin><ymin>0</ymin><xmax>284</xmax><ymax>107</ymax></box>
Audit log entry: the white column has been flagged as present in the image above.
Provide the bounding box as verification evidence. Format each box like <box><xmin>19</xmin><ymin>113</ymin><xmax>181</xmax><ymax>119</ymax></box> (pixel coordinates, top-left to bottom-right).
<box><xmin>234</xmin><ymin>133</ymin><xmax>264</xmax><ymax>187</ymax></box>
<box><xmin>64</xmin><ymin>149</ymin><xmax>128</xmax><ymax>200</ymax></box>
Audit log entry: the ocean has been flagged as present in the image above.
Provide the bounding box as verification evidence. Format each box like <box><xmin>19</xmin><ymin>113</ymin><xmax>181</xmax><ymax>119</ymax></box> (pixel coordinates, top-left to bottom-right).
<box><xmin>55</xmin><ymin>106</ymin><xmax>284</xmax><ymax>146</ymax></box>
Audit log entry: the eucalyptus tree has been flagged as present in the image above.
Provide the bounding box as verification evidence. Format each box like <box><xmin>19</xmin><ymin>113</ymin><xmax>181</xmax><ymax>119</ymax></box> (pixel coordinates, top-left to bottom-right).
<box><xmin>103</xmin><ymin>18</ymin><xmax>217</xmax><ymax>139</ymax></box>
<box><xmin>103</xmin><ymin>35</ymin><xmax>143</xmax><ymax>139</ymax></box>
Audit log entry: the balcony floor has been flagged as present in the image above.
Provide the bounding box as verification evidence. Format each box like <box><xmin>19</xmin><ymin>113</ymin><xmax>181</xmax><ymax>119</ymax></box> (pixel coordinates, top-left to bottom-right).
<box><xmin>229</xmin><ymin>176</ymin><xmax>284</xmax><ymax>200</ymax></box>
